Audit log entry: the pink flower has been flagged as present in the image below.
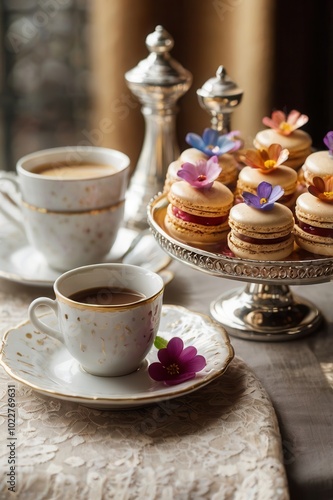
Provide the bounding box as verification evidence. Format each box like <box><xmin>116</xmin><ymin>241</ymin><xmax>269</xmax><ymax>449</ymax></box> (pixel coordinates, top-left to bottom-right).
<box><xmin>148</xmin><ymin>337</ymin><xmax>206</xmax><ymax>386</ymax></box>
<box><xmin>177</xmin><ymin>155</ymin><xmax>221</xmax><ymax>189</ymax></box>
<box><xmin>308</xmin><ymin>176</ymin><xmax>333</xmax><ymax>203</ymax></box>
<box><xmin>262</xmin><ymin>109</ymin><xmax>309</xmax><ymax>136</ymax></box>
<box><xmin>245</xmin><ymin>144</ymin><xmax>289</xmax><ymax>172</ymax></box>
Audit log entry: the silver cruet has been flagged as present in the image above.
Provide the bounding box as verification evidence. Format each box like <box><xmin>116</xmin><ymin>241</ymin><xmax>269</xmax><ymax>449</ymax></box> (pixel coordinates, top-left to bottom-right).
<box><xmin>124</xmin><ymin>25</ymin><xmax>192</xmax><ymax>229</ymax></box>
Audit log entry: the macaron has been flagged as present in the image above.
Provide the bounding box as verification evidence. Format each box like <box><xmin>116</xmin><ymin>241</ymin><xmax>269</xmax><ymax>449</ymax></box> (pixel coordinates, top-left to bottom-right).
<box><xmin>163</xmin><ymin>148</ymin><xmax>239</xmax><ymax>192</ymax></box>
<box><xmin>301</xmin><ymin>151</ymin><xmax>333</xmax><ymax>187</ymax></box>
<box><xmin>165</xmin><ymin>179</ymin><xmax>234</xmax><ymax>245</ymax></box>
<box><xmin>163</xmin><ymin>159</ymin><xmax>182</xmax><ymax>193</ymax></box>
<box><xmin>294</xmin><ymin>192</ymin><xmax>333</xmax><ymax>256</ymax></box>
<box><xmin>227</xmin><ymin>202</ymin><xmax>295</xmax><ymax>260</ymax></box>
<box><xmin>254</xmin><ymin>129</ymin><xmax>312</xmax><ymax>170</ymax></box>
<box><xmin>235</xmin><ymin>165</ymin><xmax>298</xmax><ymax>209</ymax></box>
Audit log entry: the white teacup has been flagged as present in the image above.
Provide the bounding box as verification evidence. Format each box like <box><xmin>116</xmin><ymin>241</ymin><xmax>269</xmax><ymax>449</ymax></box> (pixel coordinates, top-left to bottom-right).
<box><xmin>28</xmin><ymin>264</ymin><xmax>164</xmax><ymax>377</ymax></box>
<box><xmin>22</xmin><ymin>200</ymin><xmax>125</xmax><ymax>271</ymax></box>
<box><xmin>0</xmin><ymin>146</ymin><xmax>131</xmax><ymax>270</ymax></box>
<box><xmin>0</xmin><ymin>146</ymin><xmax>130</xmax><ymax>212</ymax></box>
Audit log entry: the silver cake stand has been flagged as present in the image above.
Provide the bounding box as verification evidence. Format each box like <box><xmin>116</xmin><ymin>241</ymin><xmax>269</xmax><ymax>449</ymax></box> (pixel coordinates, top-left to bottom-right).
<box><xmin>147</xmin><ymin>193</ymin><xmax>333</xmax><ymax>342</ymax></box>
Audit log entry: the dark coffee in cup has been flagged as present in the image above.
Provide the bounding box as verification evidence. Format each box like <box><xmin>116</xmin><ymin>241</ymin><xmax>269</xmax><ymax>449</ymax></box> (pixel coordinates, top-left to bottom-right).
<box><xmin>69</xmin><ymin>287</ymin><xmax>146</xmax><ymax>305</ymax></box>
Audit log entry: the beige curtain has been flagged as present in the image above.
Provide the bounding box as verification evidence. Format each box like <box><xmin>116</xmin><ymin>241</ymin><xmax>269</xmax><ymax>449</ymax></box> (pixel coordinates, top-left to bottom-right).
<box><xmin>89</xmin><ymin>0</ymin><xmax>276</xmax><ymax>173</ymax></box>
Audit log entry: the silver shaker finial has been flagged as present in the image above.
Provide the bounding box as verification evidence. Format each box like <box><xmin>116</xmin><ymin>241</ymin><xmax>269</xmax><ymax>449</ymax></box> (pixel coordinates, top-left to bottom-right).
<box><xmin>124</xmin><ymin>26</ymin><xmax>192</xmax><ymax>229</ymax></box>
<box><xmin>197</xmin><ymin>65</ymin><xmax>243</xmax><ymax>133</ymax></box>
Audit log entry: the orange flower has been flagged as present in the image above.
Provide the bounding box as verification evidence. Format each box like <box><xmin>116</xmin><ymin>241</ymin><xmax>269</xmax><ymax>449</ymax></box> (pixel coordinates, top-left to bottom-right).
<box><xmin>308</xmin><ymin>176</ymin><xmax>333</xmax><ymax>203</ymax></box>
<box><xmin>262</xmin><ymin>109</ymin><xmax>309</xmax><ymax>136</ymax></box>
<box><xmin>245</xmin><ymin>144</ymin><xmax>289</xmax><ymax>173</ymax></box>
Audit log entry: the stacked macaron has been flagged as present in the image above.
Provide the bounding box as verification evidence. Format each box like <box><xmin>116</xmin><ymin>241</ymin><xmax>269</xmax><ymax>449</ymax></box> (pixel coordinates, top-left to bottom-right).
<box><xmin>301</xmin><ymin>131</ymin><xmax>333</xmax><ymax>188</ymax></box>
<box><xmin>254</xmin><ymin>109</ymin><xmax>312</xmax><ymax>170</ymax></box>
<box><xmin>294</xmin><ymin>176</ymin><xmax>333</xmax><ymax>256</ymax></box>
<box><xmin>228</xmin><ymin>181</ymin><xmax>295</xmax><ymax>260</ymax></box>
<box><xmin>235</xmin><ymin>144</ymin><xmax>298</xmax><ymax>209</ymax></box>
<box><xmin>164</xmin><ymin>155</ymin><xmax>234</xmax><ymax>246</ymax></box>
<box><xmin>163</xmin><ymin>128</ymin><xmax>242</xmax><ymax>192</ymax></box>
<box><xmin>163</xmin><ymin>149</ymin><xmax>239</xmax><ymax>193</ymax></box>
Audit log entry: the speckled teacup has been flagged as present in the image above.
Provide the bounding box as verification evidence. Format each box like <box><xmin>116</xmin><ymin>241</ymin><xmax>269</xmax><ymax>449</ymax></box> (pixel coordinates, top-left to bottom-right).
<box><xmin>28</xmin><ymin>264</ymin><xmax>164</xmax><ymax>377</ymax></box>
<box><xmin>21</xmin><ymin>200</ymin><xmax>125</xmax><ymax>271</ymax></box>
<box><xmin>0</xmin><ymin>146</ymin><xmax>130</xmax><ymax>270</ymax></box>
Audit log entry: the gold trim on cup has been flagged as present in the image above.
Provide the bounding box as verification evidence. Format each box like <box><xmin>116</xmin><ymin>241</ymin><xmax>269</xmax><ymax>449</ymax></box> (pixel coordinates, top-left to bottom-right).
<box><xmin>56</xmin><ymin>288</ymin><xmax>164</xmax><ymax>312</ymax></box>
<box><xmin>21</xmin><ymin>199</ymin><xmax>125</xmax><ymax>215</ymax></box>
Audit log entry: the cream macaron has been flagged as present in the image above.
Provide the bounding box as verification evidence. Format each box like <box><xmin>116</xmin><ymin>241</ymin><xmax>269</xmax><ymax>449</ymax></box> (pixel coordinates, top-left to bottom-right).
<box><xmin>236</xmin><ymin>165</ymin><xmax>298</xmax><ymax>209</ymax></box>
<box><xmin>254</xmin><ymin>129</ymin><xmax>312</xmax><ymax>170</ymax></box>
<box><xmin>164</xmin><ymin>156</ymin><xmax>234</xmax><ymax>246</ymax></box>
<box><xmin>228</xmin><ymin>181</ymin><xmax>295</xmax><ymax>260</ymax></box>
<box><xmin>294</xmin><ymin>191</ymin><xmax>333</xmax><ymax>256</ymax></box>
<box><xmin>182</xmin><ymin>127</ymin><xmax>242</xmax><ymax>190</ymax></box>
<box><xmin>236</xmin><ymin>144</ymin><xmax>298</xmax><ymax>209</ymax></box>
<box><xmin>181</xmin><ymin>148</ymin><xmax>239</xmax><ymax>190</ymax></box>
<box><xmin>163</xmin><ymin>148</ymin><xmax>239</xmax><ymax>193</ymax></box>
<box><xmin>254</xmin><ymin>109</ymin><xmax>312</xmax><ymax>170</ymax></box>
<box><xmin>301</xmin><ymin>150</ymin><xmax>333</xmax><ymax>188</ymax></box>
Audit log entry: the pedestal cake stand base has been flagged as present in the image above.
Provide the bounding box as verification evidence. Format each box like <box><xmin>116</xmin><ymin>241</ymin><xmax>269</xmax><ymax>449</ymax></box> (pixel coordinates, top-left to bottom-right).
<box><xmin>210</xmin><ymin>283</ymin><xmax>322</xmax><ymax>341</ymax></box>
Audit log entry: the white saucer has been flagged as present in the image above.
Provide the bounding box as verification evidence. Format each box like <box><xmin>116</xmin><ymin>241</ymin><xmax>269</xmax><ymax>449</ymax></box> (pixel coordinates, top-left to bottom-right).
<box><xmin>0</xmin><ymin>305</ymin><xmax>234</xmax><ymax>409</ymax></box>
<box><xmin>0</xmin><ymin>219</ymin><xmax>171</xmax><ymax>286</ymax></box>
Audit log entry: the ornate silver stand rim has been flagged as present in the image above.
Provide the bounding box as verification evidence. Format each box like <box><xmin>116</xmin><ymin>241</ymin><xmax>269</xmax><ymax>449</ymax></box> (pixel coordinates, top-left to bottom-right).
<box><xmin>147</xmin><ymin>193</ymin><xmax>331</xmax><ymax>341</ymax></box>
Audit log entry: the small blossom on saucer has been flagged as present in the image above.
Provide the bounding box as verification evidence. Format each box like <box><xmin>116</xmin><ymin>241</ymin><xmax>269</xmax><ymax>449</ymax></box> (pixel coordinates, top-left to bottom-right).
<box><xmin>245</xmin><ymin>144</ymin><xmax>289</xmax><ymax>172</ymax></box>
<box><xmin>242</xmin><ymin>181</ymin><xmax>284</xmax><ymax>210</ymax></box>
<box><xmin>308</xmin><ymin>176</ymin><xmax>333</xmax><ymax>203</ymax></box>
<box><xmin>177</xmin><ymin>155</ymin><xmax>221</xmax><ymax>189</ymax></box>
<box><xmin>186</xmin><ymin>128</ymin><xmax>242</xmax><ymax>156</ymax></box>
<box><xmin>148</xmin><ymin>337</ymin><xmax>206</xmax><ymax>386</ymax></box>
<box><xmin>262</xmin><ymin>109</ymin><xmax>309</xmax><ymax>136</ymax></box>
<box><xmin>323</xmin><ymin>131</ymin><xmax>333</xmax><ymax>157</ymax></box>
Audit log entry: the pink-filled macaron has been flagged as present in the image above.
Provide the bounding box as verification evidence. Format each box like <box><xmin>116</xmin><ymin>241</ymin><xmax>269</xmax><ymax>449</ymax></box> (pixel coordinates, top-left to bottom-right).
<box><xmin>165</xmin><ymin>180</ymin><xmax>234</xmax><ymax>245</ymax></box>
<box><xmin>164</xmin><ymin>155</ymin><xmax>234</xmax><ymax>246</ymax></box>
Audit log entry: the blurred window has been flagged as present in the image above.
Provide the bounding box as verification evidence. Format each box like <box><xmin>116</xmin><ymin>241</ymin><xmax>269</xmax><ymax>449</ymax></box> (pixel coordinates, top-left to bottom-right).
<box><xmin>0</xmin><ymin>0</ymin><xmax>90</xmax><ymax>171</ymax></box>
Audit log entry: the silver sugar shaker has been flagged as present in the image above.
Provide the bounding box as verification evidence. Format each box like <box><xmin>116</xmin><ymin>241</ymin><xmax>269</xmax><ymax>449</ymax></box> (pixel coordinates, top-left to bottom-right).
<box><xmin>197</xmin><ymin>65</ymin><xmax>243</xmax><ymax>133</ymax></box>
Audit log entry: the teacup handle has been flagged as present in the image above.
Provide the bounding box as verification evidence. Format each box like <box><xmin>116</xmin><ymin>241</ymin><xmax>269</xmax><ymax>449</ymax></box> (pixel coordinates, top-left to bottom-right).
<box><xmin>28</xmin><ymin>298</ymin><xmax>64</xmax><ymax>344</ymax></box>
<box><xmin>0</xmin><ymin>174</ymin><xmax>24</xmax><ymax>230</ymax></box>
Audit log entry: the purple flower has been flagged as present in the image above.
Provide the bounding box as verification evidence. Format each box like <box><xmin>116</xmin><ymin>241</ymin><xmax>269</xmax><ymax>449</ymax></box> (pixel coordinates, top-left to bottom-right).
<box><xmin>323</xmin><ymin>131</ymin><xmax>333</xmax><ymax>156</ymax></box>
<box><xmin>242</xmin><ymin>181</ymin><xmax>284</xmax><ymax>210</ymax></box>
<box><xmin>186</xmin><ymin>128</ymin><xmax>241</xmax><ymax>156</ymax></box>
<box><xmin>177</xmin><ymin>155</ymin><xmax>221</xmax><ymax>189</ymax></box>
<box><xmin>148</xmin><ymin>337</ymin><xmax>206</xmax><ymax>386</ymax></box>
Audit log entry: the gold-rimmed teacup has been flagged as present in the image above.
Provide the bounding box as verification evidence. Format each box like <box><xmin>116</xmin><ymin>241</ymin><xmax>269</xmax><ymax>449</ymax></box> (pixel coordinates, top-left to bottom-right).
<box><xmin>28</xmin><ymin>264</ymin><xmax>164</xmax><ymax>377</ymax></box>
<box><xmin>0</xmin><ymin>146</ymin><xmax>131</xmax><ymax>270</ymax></box>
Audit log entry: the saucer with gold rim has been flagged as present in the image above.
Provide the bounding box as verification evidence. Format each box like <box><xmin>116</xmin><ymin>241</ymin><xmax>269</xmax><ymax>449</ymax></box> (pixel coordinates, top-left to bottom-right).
<box><xmin>0</xmin><ymin>305</ymin><xmax>234</xmax><ymax>410</ymax></box>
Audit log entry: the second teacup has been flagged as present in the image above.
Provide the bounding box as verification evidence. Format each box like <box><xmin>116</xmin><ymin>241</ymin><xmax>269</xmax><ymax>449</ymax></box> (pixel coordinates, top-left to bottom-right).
<box><xmin>0</xmin><ymin>146</ymin><xmax>131</xmax><ymax>212</ymax></box>
<box><xmin>21</xmin><ymin>200</ymin><xmax>125</xmax><ymax>271</ymax></box>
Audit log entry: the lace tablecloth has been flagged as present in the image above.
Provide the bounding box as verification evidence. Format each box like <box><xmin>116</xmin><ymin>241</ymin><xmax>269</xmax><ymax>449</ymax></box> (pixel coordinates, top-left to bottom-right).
<box><xmin>0</xmin><ymin>285</ymin><xmax>289</xmax><ymax>499</ymax></box>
